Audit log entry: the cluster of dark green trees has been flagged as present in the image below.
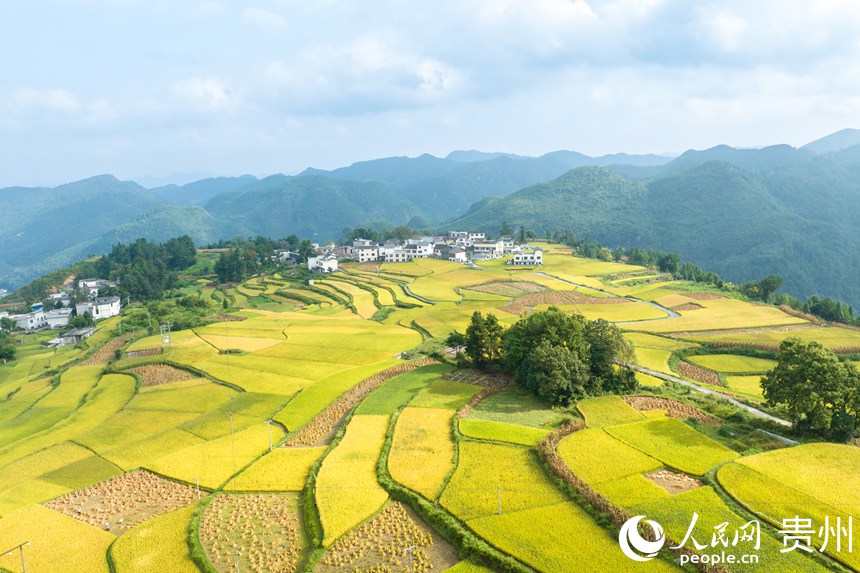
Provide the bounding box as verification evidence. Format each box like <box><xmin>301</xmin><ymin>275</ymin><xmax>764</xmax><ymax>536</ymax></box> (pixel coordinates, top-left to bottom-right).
<box><xmin>763</xmin><ymin>338</ymin><xmax>860</xmax><ymax>441</ymax></box>
<box><xmin>453</xmin><ymin>307</ymin><xmax>636</xmax><ymax>405</ymax></box>
<box><xmin>94</xmin><ymin>236</ymin><xmax>198</xmax><ymax>301</ymax></box>
<box><xmin>0</xmin><ymin>321</ymin><xmax>15</xmax><ymax>362</ymax></box>
<box><xmin>212</xmin><ymin>235</ymin><xmax>315</xmax><ymax>283</ymax></box>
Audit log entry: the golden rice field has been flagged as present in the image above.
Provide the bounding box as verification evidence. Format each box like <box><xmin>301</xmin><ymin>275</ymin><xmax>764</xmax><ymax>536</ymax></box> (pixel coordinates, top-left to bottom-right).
<box><xmin>316</xmin><ymin>415</ymin><xmax>390</xmax><ymax>545</ymax></box>
<box><xmin>440</xmin><ymin>441</ymin><xmax>566</xmax><ymax>521</ymax></box>
<box><xmin>225</xmin><ymin>447</ymin><xmax>326</xmax><ymax>492</ymax></box>
<box><xmin>687</xmin><ymin>354</ymin><xmax>777</xmax><ymax>373</ymax></box>
<box><xmin>388</xmin><ymin>407</ymin><xmax>455</xmax><ymax>499</ymax></box>
<box><xmin>1</xmin><ymin>251</ymin><xmax>856</xmax><ymax>573</ymax></box>
<box><xmin>110</xmin><ymin>505</ymin><xmax>200</xmax><ymax>573</ymax></box>
<box><xmin>631</xmin><ymin>298</ymin><xmax>810</xmax><ymax>333</ymax></box>
<box><xmin>576</xmin><ymin>395</ymin><xmax>646</xmax><ymax>428</ymax></box>
<box><xmin>633</xmin><ymin>486</ymin><xmax>831</xmax><ymax>573</ymax></box>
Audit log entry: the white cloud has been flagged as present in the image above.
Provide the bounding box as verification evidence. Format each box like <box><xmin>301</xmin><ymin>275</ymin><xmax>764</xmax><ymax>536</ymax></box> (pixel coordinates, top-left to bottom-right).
<box><xmin>5</xmin><ymin>87</ymin><xmax>81</xmax><ymax>114</ymax></box>
<box><xmin>243</xmin><ymin>7</ymin><xmax>287</xmax><ymax>31</ymax></box>
<box><xmin>172</xmin><ymin>77</ymin><xmax>240</xmax><ymax>111</ymax></box>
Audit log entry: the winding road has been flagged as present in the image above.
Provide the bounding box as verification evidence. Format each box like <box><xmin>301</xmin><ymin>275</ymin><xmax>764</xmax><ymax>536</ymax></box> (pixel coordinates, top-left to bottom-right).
<box><xmin>626</xmin><ymin>363</ymin><xmax>791</xmax><ymax>427</ymax></box>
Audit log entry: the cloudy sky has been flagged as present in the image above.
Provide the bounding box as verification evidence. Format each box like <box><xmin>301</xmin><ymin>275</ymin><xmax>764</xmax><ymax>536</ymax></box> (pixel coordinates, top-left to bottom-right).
<box><xmin>1</xmin><ymin>0</ymin><xmax>859</xmax><ymax>186</ymax></box>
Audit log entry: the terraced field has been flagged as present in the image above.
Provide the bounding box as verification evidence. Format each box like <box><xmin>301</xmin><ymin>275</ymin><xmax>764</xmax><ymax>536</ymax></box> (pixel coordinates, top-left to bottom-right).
<box><xmin>0</xmin><ymin>251</ymin><xmax>853</xmax><ymax>572</ymax></box>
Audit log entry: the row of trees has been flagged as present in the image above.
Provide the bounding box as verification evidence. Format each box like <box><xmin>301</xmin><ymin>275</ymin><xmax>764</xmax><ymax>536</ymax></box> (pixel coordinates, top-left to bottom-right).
<box><xmin>453</xmin><ymin>307</ymin><xmax>636</xmax><ymax>405</ymax></box>
<box><xmin>763</xmin><ymin>338</ymin><xmax>860</xmax><ymax>441</ymax></box>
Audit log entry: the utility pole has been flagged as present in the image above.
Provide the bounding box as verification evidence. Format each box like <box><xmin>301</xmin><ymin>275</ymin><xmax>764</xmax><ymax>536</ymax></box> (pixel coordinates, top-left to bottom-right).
<box><xmin>404</xmin><ymin>545</ymin><xmax>416</xmax><ymax>573</ymax></box>
<box><xmin>3</xmin><ymin>541</ymin><xmax>30</xmax><ymax>573</ymax></box>
<box><xmin>265</xmin><ymin>419</ymin><xmax>274</xmax><ymax>450</ymax></box>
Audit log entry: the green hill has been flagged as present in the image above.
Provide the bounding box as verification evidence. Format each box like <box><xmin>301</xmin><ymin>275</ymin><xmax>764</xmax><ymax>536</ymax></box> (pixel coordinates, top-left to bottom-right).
<box><xmin>448</xmin><ymin>157</ymin><xmax>860</xmax><ymax>306</ymax></box>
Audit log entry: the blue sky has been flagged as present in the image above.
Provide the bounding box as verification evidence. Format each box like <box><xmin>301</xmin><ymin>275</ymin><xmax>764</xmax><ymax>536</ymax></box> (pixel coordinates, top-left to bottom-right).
<box><xmin>1</xmin><ymin>0</ymin><xmax>859</xmax><ymax>186</ymax></box>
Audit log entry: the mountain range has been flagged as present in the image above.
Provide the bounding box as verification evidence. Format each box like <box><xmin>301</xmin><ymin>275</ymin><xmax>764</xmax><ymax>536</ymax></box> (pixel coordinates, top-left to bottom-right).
<box><xmin>2</xmin><ymin>129</ymin><xmax>860</xmax><ymax>306</ymax></box>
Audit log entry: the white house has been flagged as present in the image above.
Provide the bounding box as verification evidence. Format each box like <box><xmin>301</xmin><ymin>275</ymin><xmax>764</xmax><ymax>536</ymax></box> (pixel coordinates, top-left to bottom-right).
<box><xmin>448</xmin><ymin>247</ymin><xmax>468</xmax><ymax>263</ymax></box>
<box><xmin>467</xmin><ymin>232</ymin><xmax>486</xmax><ymax>242</ymax></box>
<box><xmin>45</xmin><ymin>308</ymin><xmax>73</xmax><ymax>329</ymax></box>
<box><xmin>448</xmin><ymin>231</ymin><xmax>468</xmax><ymax>240</ymax></box>
<box><xmin>471</xmin><ymin>240</ymin><xmax>504</xmax><ymax>260</ymax></box>
<box><xmin>11</xmin><ymin>309</ymin><xmax>46</xmax><ymax>330</ymax></box>
<box><xmin>308</xmin><ymin>255</ymin><xmax>338</xmax><ymax>274</ymax></box>
<box><xmin>355</xmin><ymin>245</ymin><xmax>381</xmax><ymax>263</ymax></box>
<box><xmin>353</xmin><ymin>238</ymin><xmax>375</xmax><ymax>248</ymax></box>
<box><xmin>510</xmin><ymin>248</ymin><xmax>543</xmax><ymax>266</ymax></box>
<box><xmin>76</xmin><ymin>296</ymin><xmax>121</xmax><ymax>320</ymax></box>
<box><xmin>78</xmin><ymin>278</ymin><xmax>117</xmax><ymax>299</ymax></box>
<box><xmin>48</xmin><ymin>292</ymin><xmax>72</xmax><ymax>307</ymax></box>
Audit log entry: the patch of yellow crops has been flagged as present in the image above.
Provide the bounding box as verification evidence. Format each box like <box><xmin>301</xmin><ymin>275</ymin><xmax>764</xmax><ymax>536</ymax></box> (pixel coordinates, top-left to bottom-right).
<box><xmin>440</xmin><ymin>442</ymin><xmax>565</xmax><ymax>521</ymax></box>
<box><xmin>687</xmin><ymin>354</ymin><xmax>776</xmax><ymax>373</ymax></box>
<box><xmin>557</xmin><ymin>428</ymin><xmax>661</xmax><ymax>484</ymax></box>
<box><xmin>576</xmin><ymin>395</ymin><xmax>646</xmax><ymax>428</ymax></box>
<box><xmin>316</xmin><ymin>415</ymin><xmax>390</xmax><ymax>545</ymax></box>
<box><xmin>718</xmin><ymin>461</ymin><xmax>860</xmax><ymax>571</ymax></box>
<box><xmin>147</xmin><ymin>423</ymin><xmax>285</xmax><ymax>489</ymax></box>
<box><xmin>389</xmin><ymin>408</ymin><xmax>455</xmax><ymax>499</ymax></box>
<box><xmin>606</xmin><ymin>418</ymin><xmax>738</xmax><ymax>475</ymax></box>
<box><xmin>111</xmin><ymin>505</ymin><xmax>199</xmax><ymax>573</ymax></box>
<box><xmin>634</xmin><ymin>486</ymin><xmax>830</xmax><ymax>573</ymax></box>
<box><xmin>0</xmin><ymin>505</ymin><xmax>114</xmax><ymax>573</ymax></box>
<box><xmin>469</xmin><ymin>502</ymin><xmax>676</xmax><ymax>573</ymax></box>
<box><xmin>631</xmin><ymin>297</ymin><xmax>810</xmax><ymax>333</ymax></box>
<box><xmin>592</xmin><ymin>473</ymin><xmax>669</xmax><ymax>508</ymax></box>
<box><xmin>226</xmin><ymin>447</ymin><xmax>326</xmax><ymax>492</ymax></box>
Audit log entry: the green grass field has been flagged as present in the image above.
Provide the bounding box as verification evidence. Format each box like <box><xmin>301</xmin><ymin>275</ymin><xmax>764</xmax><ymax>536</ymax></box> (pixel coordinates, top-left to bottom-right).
<box><xmin>458</xmin><ymin>419</ymin><xmax>550</xmax><ymax>446</ymax></box>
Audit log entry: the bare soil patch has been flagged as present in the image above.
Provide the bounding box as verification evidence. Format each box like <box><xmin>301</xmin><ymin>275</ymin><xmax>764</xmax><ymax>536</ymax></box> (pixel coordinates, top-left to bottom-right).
<box><xmin>623</xmin><ymin>396</ymin><xmax>721</xmax><ymax>425</ymax></box>
<box><xmin>672</xmin><ymin>303</ymin><xmax>704</xmax><ymax>312</ymax></box>
<box><xmin>316</xmin><ymin>502</ymin><xmax>458</xmax><ymax>573</ymax></box>
<box><xmin>126</xmin><ymin>347</ymin><xmax>164</xmax><ymax>358</ymax></box>
<box><xmin>44</xmin><ymin>470</ymin><xmax>197</xmax><ymax>535</ymax></box>
<box><xmin>645</xmin><ymin>469</ymin><xmax>702</xmax><ymax>495</ymax></box>
<box><xmin>504</xmin><ymin>290</ymin><xmax>627</xmax><ymax>315</ymax></box>
<box><xmin>130</xmin><ymin>364</ymin><xmax>196</xmax><ymax>387</ymax></box>
<box><xmin>675</xmin><ymin>361</ymin><xmax>722</xmax><ymax>386</ymax></box>
<box><xmin>680</xmin><ymin>292</ymin><xmax>726</xmax><ymax>300</ymax></box>
<box><xmin>80</xmin><ymin>337</ymin><xmax>128</xmax><ymax>366</ymax></box>
<box><xmin>469</xmin><ymin>281</ymin><xmax>547</xmax><ymax>297</ymax></box>
<box><xmin>445</xmin><ymin>368</ymin><xmax>513</xmax><ymax>388</ymax></box>
<box><xmin>201</xmin><ymin>493</ymin><xmax>302</xmax><ymax>573</ymax></box>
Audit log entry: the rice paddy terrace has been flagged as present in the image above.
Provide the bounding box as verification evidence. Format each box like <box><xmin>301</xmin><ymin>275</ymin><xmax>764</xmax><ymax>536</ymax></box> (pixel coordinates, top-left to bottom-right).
<box><xmin>1</xmin><ymin>243</ymin><xmax>858</xmax><ymax>572</ymax></box>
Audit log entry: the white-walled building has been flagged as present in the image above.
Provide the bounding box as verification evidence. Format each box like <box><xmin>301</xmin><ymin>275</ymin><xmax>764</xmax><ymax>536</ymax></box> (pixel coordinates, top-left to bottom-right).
<box><xmin>76</xmin><ymin>296</ymin><xmax>121</xmax><ymax>320</ymax></box>
<box><xmin>355</xmin><ymin>245</ymin><xmax>381</xmax><ymax>263</ymax></box>
<box><xmin>511</xmin><ymin>248</ymin><xmax>543</xmax><ymax>266</ymax></box>
<box><xmin>48</xmin><ymin>292</ymin><xmax>72</xmax><ymax>307</ymax></box>
<box><xmin>471</xmin><ymin>240</ymin><xmax>504</xmax><ymax>260</ymax></box>
<box><xmin>78</xmin><ymin>278</ymin><xmax>117</xmax><ymax>299</ymax></box>
<box><xmin>308</xmin><ymin>255</ymin><xmax>338</xmax><ymax>274</ymax></box>
<box><xmin>353</xmin><ymin>238</ymin><xmax>375</xmax><ymax>248</ymax></box>
<box><xmin>10</xmin><ymin>309</ymin><xmax>46</xmax><ymax>330</ymax></box>
<box><xmin>45</xmin><ymin>308</ymin><xmax>73</xmax><ymax>329</ymax></box>
<box><xmin>467</xmin><ymin>232</ymin><xmax>486</xmax><ymax>242</ymax></box>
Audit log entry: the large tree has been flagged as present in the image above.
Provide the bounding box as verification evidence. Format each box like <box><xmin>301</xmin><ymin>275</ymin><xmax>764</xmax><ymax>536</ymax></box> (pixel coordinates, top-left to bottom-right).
<box><xmin>762</xmin><ymin>338</ymin><xmax>860</xmax><ymax>439</ymax></box>
<box><xmin>523</xmin><ymin>341</ymin><xmax>591</xmax><ymax>405</ymax></box>
<box><xmin>464</xmin><ymin>311</ymin><xmax>504</xmax><ymax>368</ymax></box>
